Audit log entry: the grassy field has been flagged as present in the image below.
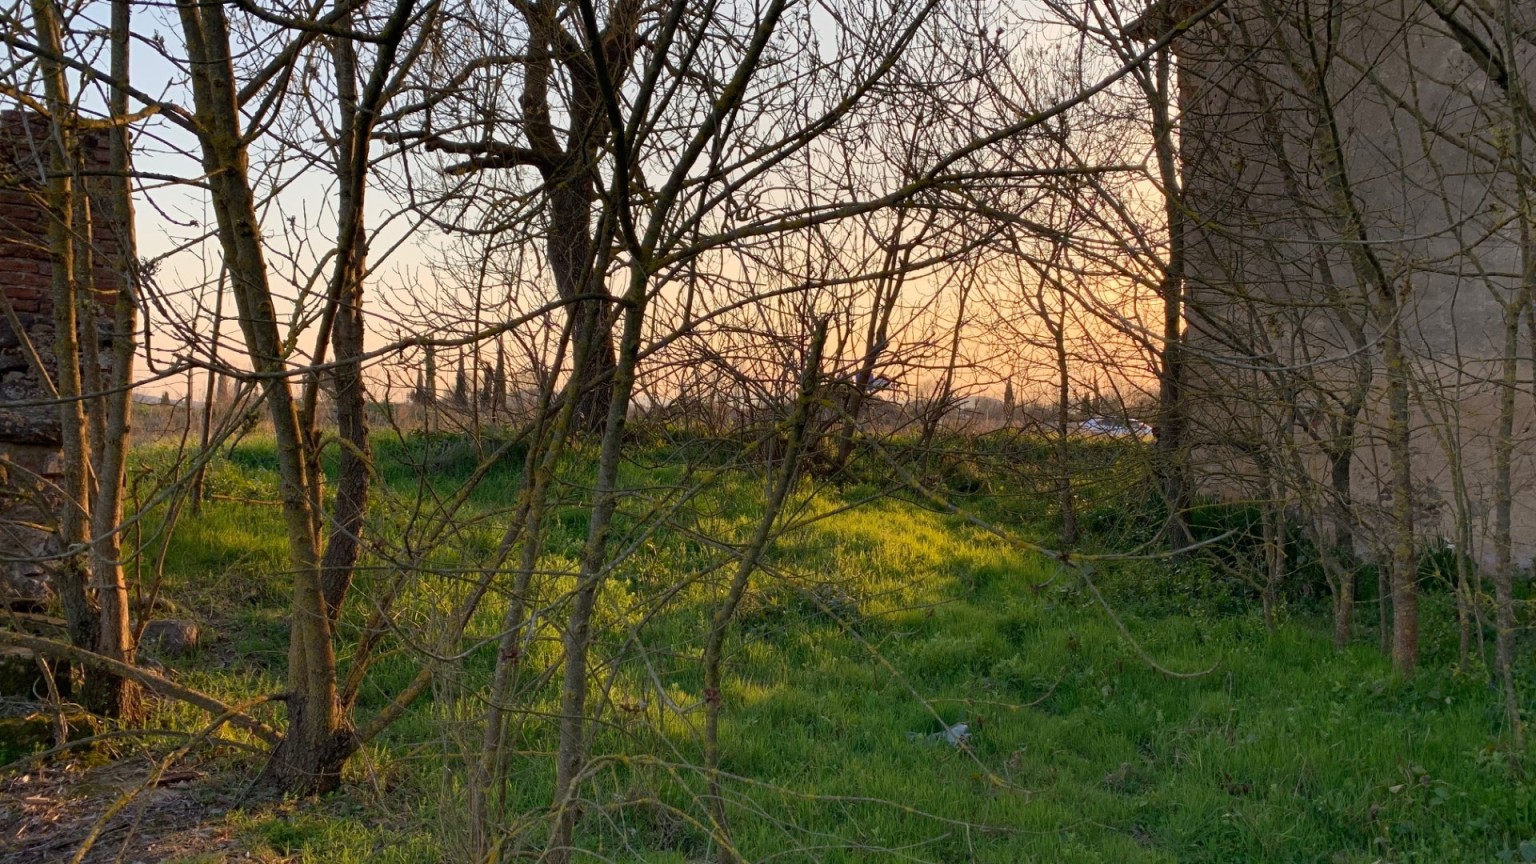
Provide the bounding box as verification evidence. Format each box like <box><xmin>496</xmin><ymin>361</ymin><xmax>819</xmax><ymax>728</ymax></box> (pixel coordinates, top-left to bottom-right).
<box><xmin>20</xmin><ymin>432</ymin><xmax>1534</xmax><ymax>863</ymax></box>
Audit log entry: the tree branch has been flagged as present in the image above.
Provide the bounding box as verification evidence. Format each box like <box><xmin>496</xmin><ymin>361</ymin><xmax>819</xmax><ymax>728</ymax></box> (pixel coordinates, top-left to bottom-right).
<box><xmin>0</xmin><ymin>630</ymin><xmax>281</xmax><ymax>744</ymax></box>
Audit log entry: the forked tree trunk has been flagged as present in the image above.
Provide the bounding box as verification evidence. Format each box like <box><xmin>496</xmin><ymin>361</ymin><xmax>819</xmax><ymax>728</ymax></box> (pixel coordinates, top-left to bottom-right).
<box><xmin>1240</xmin><ymin>32</ymin><xmax>1373</xmax><ymax>649</ymax></box>
<box><xmin>549</xmin><ymin>184</ymin><xmax>617</xmax><ymax>434</ymax></box>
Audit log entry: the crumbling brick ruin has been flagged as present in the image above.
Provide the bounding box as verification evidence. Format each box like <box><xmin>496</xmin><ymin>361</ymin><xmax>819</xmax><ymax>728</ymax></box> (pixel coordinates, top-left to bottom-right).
<box><xmin>0</xmin><ymin>109</ymin><xmax>118</xmax><ymax>607</ymax></box>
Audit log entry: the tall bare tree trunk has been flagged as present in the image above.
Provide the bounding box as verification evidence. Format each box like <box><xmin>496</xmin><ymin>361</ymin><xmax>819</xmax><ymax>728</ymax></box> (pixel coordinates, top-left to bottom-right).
<box><xmin>702</xmin><ymin>320</ymin><xmax>826</xmax><ymax>862</ymax></box>
<box><xmin>1380</xmin><ymin>326</ymin><xmax>1417</xmax><ymax>674</ymax></box>
<box><xmin>1149</xmin><ymin>47</ymin><xmax>1192</xmax><ymax>551</ymax></box>
<box><xmin>832</xmin><ymin>208</ymin><xmax>912</xmax><ymax>474</ymax></box>
<box><xmin>31</xmin><ymin>0</ymin><xmax>97</xmax><ymax>676</ymax></box>
<box><xmin>81</xmin><ymin>0</ymin><xmax>143</xmax><ymax>720</ymax></box>
<box><xmin>1052</xmin><ymin>282</ymin><xmax>1078</xmax><ymax>546</ymax></box>
<box><xmin>1492</xmin><ymin>73</ymin><xmax>1531</xmax><ymax>743</ymax></box>
<box><xmin>1493</xmin><ymin>291</ymin><xmax>1524</xmax><ymax>746</ymax></box>
<box><xmin>191</xmin><ymin>276</ymin><xmax>224</xmax><ymax>514</ymax></box>
<box><xmin>1492</xmin><ymin>0</ymin><xmax>1529</xmax><ymax>748</ymax></box>
<box><xmin>315</xmin><ymin>0</ymin><xmax>417</xmax><ymax>619</ymax></box>
<box><xmin>1327</xmin><ymin>447</ymin><xmax>1355</xmax><ymax>646</ymax></box>
<box><xmin>175</xmin><ymin>0</ymin><xmax>351</xmax><ymax>793</ymax></box>
<box><xmin>1284</xmin><ymin>15</ymin><xmax>1418</xmax><ymax>670</ymax></box>
<box><xmin>549</xmin><ymin>271</ymin><xmax>647</xmax><ymax>860</ymax></box>
<box><xmin>467</xmin><ymin>332</ymin><xmax>584</xmax><ymax>860</ymax></box>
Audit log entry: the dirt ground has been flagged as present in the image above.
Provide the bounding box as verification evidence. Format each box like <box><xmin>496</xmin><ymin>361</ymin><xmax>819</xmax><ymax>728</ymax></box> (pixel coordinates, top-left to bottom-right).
<box><xmin>0</xmin><ymin>747</ymin><xmax>262</xmax><ymax>864</ymax></box>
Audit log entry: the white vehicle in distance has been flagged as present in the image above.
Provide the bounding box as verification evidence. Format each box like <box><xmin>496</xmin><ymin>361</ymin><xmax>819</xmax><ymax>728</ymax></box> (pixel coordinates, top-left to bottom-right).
<box><xmin>1078</xmin><ymin>417</ymin><xmax>1154</xmax><ymax>440</ymax></box>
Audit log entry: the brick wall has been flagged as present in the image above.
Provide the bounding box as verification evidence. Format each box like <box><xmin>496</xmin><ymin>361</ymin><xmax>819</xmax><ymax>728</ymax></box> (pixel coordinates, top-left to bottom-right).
<box><xmin>0</xmin><ymin>108</ymin><xmax>120</xmax><ymax>606</ymax></box>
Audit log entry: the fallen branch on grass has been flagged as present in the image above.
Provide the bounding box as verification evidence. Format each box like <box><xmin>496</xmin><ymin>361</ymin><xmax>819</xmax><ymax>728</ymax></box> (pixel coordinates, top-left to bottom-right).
<box><xmin>0</xmin><ymin>630</ymin><xmax>281</xmax><ymax>745</ymax></box>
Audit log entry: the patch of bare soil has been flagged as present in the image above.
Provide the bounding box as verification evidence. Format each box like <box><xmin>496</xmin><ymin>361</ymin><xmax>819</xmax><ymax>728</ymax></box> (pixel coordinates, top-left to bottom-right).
<box><xmin>0</xmin><ymin>749</ymin><xmax>264</xmax><ymax>863</ymax></box>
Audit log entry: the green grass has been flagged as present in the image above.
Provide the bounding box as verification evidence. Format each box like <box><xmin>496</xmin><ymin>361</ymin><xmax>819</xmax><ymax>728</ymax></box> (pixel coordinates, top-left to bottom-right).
<box><xmin>121</xmin><ymin>432</ymin><xmax>1536</xmax><ymax>863</ymax></box>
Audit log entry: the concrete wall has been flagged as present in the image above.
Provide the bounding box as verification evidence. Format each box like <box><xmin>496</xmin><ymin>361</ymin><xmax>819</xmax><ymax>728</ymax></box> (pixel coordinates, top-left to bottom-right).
<box><xmin>1162</xmin><ymin>0</ymin><xmax>1536</xmax><ymax>564</ymax></box>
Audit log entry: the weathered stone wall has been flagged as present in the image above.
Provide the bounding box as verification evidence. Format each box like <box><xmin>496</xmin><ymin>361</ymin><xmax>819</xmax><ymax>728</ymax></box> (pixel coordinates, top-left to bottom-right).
<box><xmin>0</xmin><ymin>109</ymin><xmax>118</xmax><ymax>606</ymax></box>
<box><xmin>1162</xmin><ymin>0</ymin><xmax>1536</xmax><ymax>565</ymax></box>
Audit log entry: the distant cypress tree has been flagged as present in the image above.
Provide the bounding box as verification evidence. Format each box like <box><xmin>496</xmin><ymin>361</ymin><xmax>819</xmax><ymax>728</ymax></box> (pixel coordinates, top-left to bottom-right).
<box><xmin>493</xmin><ymin>342</ymin><xmax>508</xmax><ymax>412</ymax></box>
<box><xmin>480</xmin><ymin>361</ymin><xmax>497</xmax><ymax>409</ymax></box>
<box><xmin>413</xmin><ymin>343</ymin><xmax>437</xmax><ymax>405</ymax></box>
<box><xmin>452</xmin><ymin>358</ymin><xmax>469</xmax><ymax>407</ymax></box>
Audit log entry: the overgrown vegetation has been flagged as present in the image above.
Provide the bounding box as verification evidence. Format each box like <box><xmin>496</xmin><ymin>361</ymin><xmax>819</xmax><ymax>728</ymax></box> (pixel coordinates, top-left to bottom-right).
<box><xmin>9</xmin><ymin>434</ymin><xmax>1525</xmax><ymax>863</ymax></box>
<box><xmin>3</xmin><ymin>0</ymin><xmax>1535</xmax><ymax>859</ymax></box>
